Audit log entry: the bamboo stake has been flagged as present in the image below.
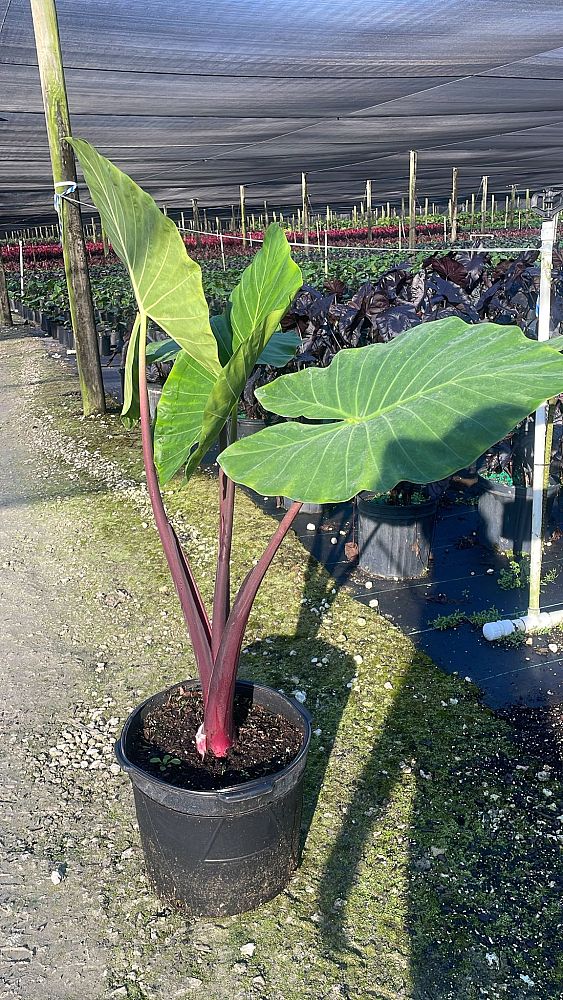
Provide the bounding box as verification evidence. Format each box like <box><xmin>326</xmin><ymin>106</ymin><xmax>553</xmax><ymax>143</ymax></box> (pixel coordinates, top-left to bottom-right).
<box><xmin>30</xmin><ymin>0</ymin><xmax>105</xmax><ymax>415</ymax></box>
<box><xmin>240</xmin><ymin>185</ymin><xmax>247</xmax><ymax>246</ymax></box>
<box><xmin>192</xmin><ymin>198</ymin><xmax>200</xmax><ymax>245</ymax></box>
<box><xmin>301</xmin><ymin>172</ymin><xmax>309</xmax><ymax>254</ymax></box>
<box><xmin>490</xmin><ymin>193</ymin><xmax>495</xmax><ymax>225</ymax></box>
<box><xmin>510</xmin><ymin>184</ymin><xmax>517</xmax><ymax>225</ymax></box>
<box><xmin>366</xmin><ymin>179</ymin><xmax>372</xmax><ymax>242</ymax></box>
<box><xmin>408</xmin><ymin>150</ymin><xmax>417</xmax><ymax>248</ymax></box>
<box><xmin>450</xmin><ymin>167</ymin><xmax>459</xmax><ymax>243</ymax></box>
<box><xmin>0</xmin><ymin>258</ymin><xmax>13</xmax><ymax>326</ymax></box>
<box><xmin>481</xmin><ymin>175</ymin><xmax>488</xmax><ymax>234</ymax></box>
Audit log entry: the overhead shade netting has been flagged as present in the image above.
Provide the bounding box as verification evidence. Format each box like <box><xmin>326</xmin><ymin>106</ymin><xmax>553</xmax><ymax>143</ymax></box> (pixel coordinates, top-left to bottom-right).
<box><xmin>1</xmin><ymin>0</ymin><xmax>563</xmax><ymax>226</ymax></box>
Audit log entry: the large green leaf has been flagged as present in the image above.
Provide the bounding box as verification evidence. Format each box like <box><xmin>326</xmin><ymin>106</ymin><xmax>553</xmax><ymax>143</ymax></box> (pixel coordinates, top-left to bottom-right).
<box><xmin>68</xmin><ymin>138</ymin><xmax>220</xmax><ymax>379</ymax></box>
<box><xmin>218</xmin><ymin>318</ymin><xmax>563</xmax><ymax>503</ymax></box>
<box><xmin>154</xmin><ymin>225</ymin><xmax>302</xmax><ymax>484</ymax></box>
<box><xmin>230</xmin><ymin>225</ymin><xmax>301</xmax><ymax>352</ymax></box>
<box><xmin>153</xmin><ymin>350</ymin><xmax>217</xmax><ymax>484</ymax></box>
<box><xmin>258</xmin><ymin>329</ymin><xmax>301</xmax><ymax>367</ymax></box>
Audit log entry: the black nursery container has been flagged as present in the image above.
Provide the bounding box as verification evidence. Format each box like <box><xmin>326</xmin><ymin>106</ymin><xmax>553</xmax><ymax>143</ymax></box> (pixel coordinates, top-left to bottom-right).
<box><xmin>115</xmin><ymin>679</ymin><xmax>311</xmax><ymax>916</ymax></box>
<box><xmin>357</xmin><ymin>492</ymin><xmax>438</xmax><ymax>579</ymax></box>
<box><xmin>236</xmin><ymin>416</ymin><xmax>266</xmax><ymax>439</ymax></box>
<box><xmin>478</xmin><ymin>475</ymin><xmax>559</xmax><ymax>554</ymax></box>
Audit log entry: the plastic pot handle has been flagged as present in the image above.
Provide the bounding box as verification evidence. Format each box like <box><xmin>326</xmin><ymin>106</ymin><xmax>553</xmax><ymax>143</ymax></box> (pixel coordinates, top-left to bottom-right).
<box><xmin>218</xmin><ymin>778</ymin><xmax>275</xmax><ymax>803</ymax></box>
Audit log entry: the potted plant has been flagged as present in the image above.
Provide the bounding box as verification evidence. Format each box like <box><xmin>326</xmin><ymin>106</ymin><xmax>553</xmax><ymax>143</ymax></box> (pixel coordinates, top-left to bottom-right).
<box><xmin>477</xmin><ymin>414</ymin><xmax>560</xmax><ymax>553</ymax></box>
<box><xmin>71</xmin><ymin>138</ymin><xmax>563</xmax><ymax>917</ymax></box>
<box><xmin>355</xmin><ymin>482</ymin><xmax>440</xmax><ymax>579</ymax></box>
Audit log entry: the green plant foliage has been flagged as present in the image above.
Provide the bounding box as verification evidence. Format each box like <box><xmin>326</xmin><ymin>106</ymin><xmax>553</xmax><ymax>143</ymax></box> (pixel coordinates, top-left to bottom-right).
<box><xmin>68</xmin><ymin>138</ymin><xmax>220</xmax><ymax>379</ymax></box>
<box><xmin>219</xmin><ymin>318</ymin><xmax>563</xmax><ymax>503</ymax></box>
<box><xmin>154</xmin><ymin>225</ymin><xmax>302</xmax><ymax>484</ymax></box>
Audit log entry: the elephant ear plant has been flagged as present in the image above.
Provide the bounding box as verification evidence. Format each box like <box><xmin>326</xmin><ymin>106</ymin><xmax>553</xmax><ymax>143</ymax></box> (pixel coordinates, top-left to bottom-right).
<box><xmin>70</xmin><ymin>139</ymin><xmax>563</xmax><ymax>767</ymax></box>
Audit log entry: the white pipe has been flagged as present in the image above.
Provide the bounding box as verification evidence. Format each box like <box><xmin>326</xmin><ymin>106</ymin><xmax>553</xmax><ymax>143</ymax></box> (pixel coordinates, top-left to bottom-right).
<box><xmin>483</xmin><ymin>608</ymin><xmax>563</xmax><ymax>641</ymax></box>
<box><xmin>528</xmin><ymin>215</ymin><xmax>557</xmax><ymax>615</ymax></box>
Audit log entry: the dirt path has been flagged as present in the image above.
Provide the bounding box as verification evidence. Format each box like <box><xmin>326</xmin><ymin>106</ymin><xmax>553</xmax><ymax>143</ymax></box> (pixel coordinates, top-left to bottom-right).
<box><xmin>0</xmin><ymin>328</ymin><xmax>109</xmax><ymax>999</ymax></box>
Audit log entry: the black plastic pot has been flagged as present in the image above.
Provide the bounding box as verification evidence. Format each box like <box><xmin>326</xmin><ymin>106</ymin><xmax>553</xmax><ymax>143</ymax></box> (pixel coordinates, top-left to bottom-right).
<box><xmin>236</xmin><ymin>417</ymin><xmax>266</xmax><ymax>439</ymax></box>
<box><xmin>282</xmin><ymin>496</ymin><xmax>323</xmax><ymax>514</ymax></box>
<box><xmin>357</xmin><ymin>492</ymin><xmax>438</xmax><ymax>579</ymax></box>
<box><xmin>478</xmin><ymin>475</ymin><xmax>559</xmax><ymax>554</ymax></box>
<box><xmin>98</xmin><ymin>332</ymin><xmax>112</xmax><ymax>356</ymax></box>
<box><xmin>115</xmin><ymin>679</ymin><xmax>311</xmax><ymax>916</ymax></box>
<box><xmin>147</xmin><ymin>384</ymin><xmax>163</xmax><ymax>420</ymax></box>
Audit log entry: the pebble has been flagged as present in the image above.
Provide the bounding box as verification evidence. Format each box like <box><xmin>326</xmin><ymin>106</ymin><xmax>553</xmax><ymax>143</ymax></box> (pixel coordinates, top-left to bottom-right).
<box><xmin>353</xmin><ymin>654</ymin><xmax>363</xmax><ymax>665</ymax></box>
<box><xmin>384</xmin><ymin>681</ymin><xmax>393</xmax><ymax>690</ymax></box>
<box><xmin>330</xmin><ymin>537</ymin><xmax>337</xmax><ymax>544</ymax></box>
<box><xmin>292</xmin><ymin>690</ymin><xmax>306</xmax><ymax>704</ymax></box>
<box><xmin>548</xmin><ymin>643</ymin><xmax>558</xmax><ymax>653</ymax></box>
<box><xmin>240</xmin><ymin>942</ymin><xmax>256</xmax><ymax>957</ymax></box>
<box><xmin>369</xmin><ymin>598</ymin><xmax>379</xmax><ymax>608</ymax></box>
<box><xmin>1</xmin><ymin>946</ymin><xmax>33</xmax><ymax>963</ymax></box>
<box><xmin>365</xmin><ymin>581</ymin><xmax>373</xmax><ymax>589</ymax></box>
<box><xmin>306</xmin><ymin>522</ymin><xmax>315</xmax><ymax>531</ymax></box>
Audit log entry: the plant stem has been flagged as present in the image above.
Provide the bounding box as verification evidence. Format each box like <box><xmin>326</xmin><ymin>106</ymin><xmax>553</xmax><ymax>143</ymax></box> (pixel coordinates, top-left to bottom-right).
<box><xmin>212</xmin><ymin>413</ymin><xmax>236</xmax><ymax>658</ymax></box>
<box><xmin>204</xmin><ymin>501</ymin><xmax>302</xmax><ymax>756</ymax></box>
<box><xmin>138</xmin><ymin>314</ymin><xmax>214</xmax><ymax>694</ymax></box>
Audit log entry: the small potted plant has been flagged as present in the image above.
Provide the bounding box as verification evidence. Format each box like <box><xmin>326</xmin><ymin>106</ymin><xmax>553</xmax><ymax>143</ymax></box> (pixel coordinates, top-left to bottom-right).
<box><xmin>355</xmin><ymin>482</ymin><xmax>441</xmax><ymax>579</ymax></box>
<box><xmin>71</xmin><ymin>138</ymin><xmax>563</xmax><ymax>917</ymax></box>
<box><xmin>477</xmin><ymin>414</ymin><xmax>561</xmax><ymax>553</ymax></box>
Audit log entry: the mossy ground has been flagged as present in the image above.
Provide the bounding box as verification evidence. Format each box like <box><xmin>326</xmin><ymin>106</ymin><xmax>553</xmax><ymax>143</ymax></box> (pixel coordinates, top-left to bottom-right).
<box><xmin>3</xmin><ymin>327</ymin><xmax>562</xmax><ymax>1000</ymax></box>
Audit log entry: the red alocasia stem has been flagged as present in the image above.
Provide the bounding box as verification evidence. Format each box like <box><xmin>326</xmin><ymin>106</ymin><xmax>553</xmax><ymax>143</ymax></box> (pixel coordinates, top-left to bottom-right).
<box><xmin>211</xmin><ymin>468</ymin><xmax>235</xmax><ymax>658</ymax></box>
<box><xmin>138</xmin><ymin>318</ymin><xmax>214</xmax><ymax>694</ymax></box>
<box><xmin>203</xmin><ymin>501</ymin><xmax>303</xmax><ymax>757</ymax></box>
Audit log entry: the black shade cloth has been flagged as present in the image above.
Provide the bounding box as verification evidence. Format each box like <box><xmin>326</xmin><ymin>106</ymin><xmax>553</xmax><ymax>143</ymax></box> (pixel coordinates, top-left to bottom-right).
<box><xmin>1</xmin><ymin>0</ymin><xmax>563</xmax><ymax>226</ymax></box>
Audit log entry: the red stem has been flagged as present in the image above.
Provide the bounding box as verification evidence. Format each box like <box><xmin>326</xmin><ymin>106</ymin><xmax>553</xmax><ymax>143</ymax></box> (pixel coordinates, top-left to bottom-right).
<box><xmin>212</xmin><ymin>467</ymin><xmax>235</xmax><ymax>658</ymax></box>
<box><xmin>204</xmin><ymin>501</ymin><xmax>303</xmax><ymax>755</ymax></box>
<box><xmin>138</xmin><ymin>320</ymin><xmax>214</xmax><ymax>695</ymax></box>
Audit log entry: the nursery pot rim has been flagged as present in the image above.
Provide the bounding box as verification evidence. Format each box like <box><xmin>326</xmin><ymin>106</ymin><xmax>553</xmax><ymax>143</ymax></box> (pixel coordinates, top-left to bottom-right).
<box><xmin>477</xmin><ymin>472</ymin><xmax>559</xmax><ymax>496</ymax></box>
<box><xmin>115</xmin><ymin>677</ymin><xmax>312</xmax><ymax>800</ymax></box>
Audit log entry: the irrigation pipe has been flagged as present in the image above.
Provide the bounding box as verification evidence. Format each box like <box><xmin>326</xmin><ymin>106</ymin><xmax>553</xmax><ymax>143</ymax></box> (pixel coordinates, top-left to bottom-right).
<box><xmin>483</xmin><ymin>213</ymin><xmax>562</xmax><ymax>642</ymax></box>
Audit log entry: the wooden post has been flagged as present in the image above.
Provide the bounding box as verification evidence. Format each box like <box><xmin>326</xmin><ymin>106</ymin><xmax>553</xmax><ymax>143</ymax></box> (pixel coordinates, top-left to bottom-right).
<box><xmin>504</xmin><ymin>196</ymin><xmax>509</xmax><ymax>228</ymax></box>
<box><xmin>366</xmin><ymin>179</ymin><xmax>373</xmax><ymax>242</ymax></box>
<box><xmin>424</xmin><ymin>196</ymin><xmax>429</xmax><ymax>217</ymax></box>
<box><xmin>162</xmin><ymin>204</ymin><xmax>167</xmax><ymax>216</ymax></box>
<box><xmin>510</xmin><ymin>184</ymin><xmax>517</xmax><ymax>225</ymax></box>
<box><xmin>480</xmin><ymin>175</ymin><xmax>488</xmax><ymax>234</ymax></box>
<box><xmin>525</xmin><ymin>188</ymin><xmax>531</xmax><ymax>214</ymax></box>
<box><xmin>263</xmin><ymin>199</ymin><xmax>268</xmax><ymax>228</ymax></box>
<box><xmin>490</xmin><ymin>193</ymin><xmax>495</xmax><ymax>225</ymax></box>
<box><xmin>450</xmin><ymin>167</ymin><xmax>458</xmax><ymax>243</ymax></box>
<box><xmin>203</xmin><ymin>208</ymin><xmax>208</xmax><ymax>231</ymax></box>
<box><xmin>386</xmin><ymin>200</ymin><xmax>390</xmax><ymax>218</ymax></box>
<box><xmin>301</xmin><ymin>172</ymin><xmax>309</xmax><ymax>254</ymax></box>
<box><xmin>30</xmin><ymin>0</ymin><xmax>105</xmax><ymax>415</ymax></box>
<box><xmin>192</xmin><ymin>198</ymin><xmax>200</xmax><ymax>245</ymax></box>
<box><xmin>408</xmin><ymin>149</ymin><xmax>417</xmax><ymax>248</ymax></box>
<box><xmin>180</xmin><ymin>210</ymin><xmax>185</xmax><ymax>231</ymax></box>
<box><xmin>0</xmin><ymin>258</ymin><xmax>13</xmax><ymax>326</ymax></box>
<box><xmin>239</xmin><ymin>184</ymin><xmax>246</xmax><ymax>246</ymax></box>
<box><xmin>470</xmin><ymin>192</ymin><xmax>475</xmax><ymax>226</ymax></box>
<box><xmin>230</xmin><ymin>204</ymin><xmax>236</xmax><ymax>233</ymax></box>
